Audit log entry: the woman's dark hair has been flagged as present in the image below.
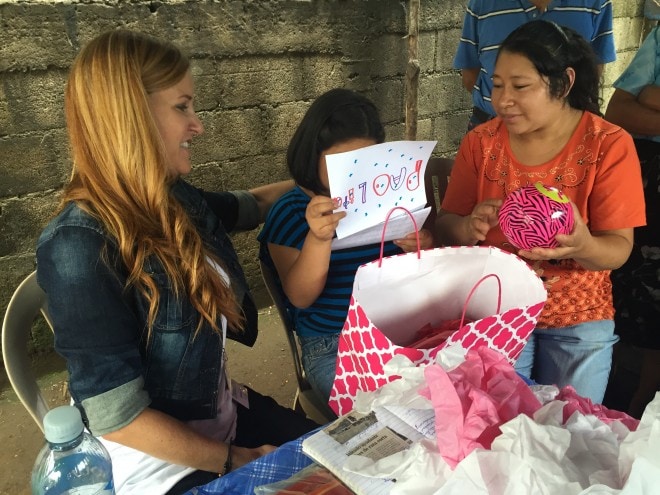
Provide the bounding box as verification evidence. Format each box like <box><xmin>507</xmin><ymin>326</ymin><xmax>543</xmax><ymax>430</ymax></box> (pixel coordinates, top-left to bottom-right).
<box><xmin>497</xmin><ymin>20</ymin><xmax>602</xmax><ymax>115</ymax></box>
<box><xmin>287</xmin><ymin>88</ymin><xmax>385</xmax><ymax>195</ymax></box>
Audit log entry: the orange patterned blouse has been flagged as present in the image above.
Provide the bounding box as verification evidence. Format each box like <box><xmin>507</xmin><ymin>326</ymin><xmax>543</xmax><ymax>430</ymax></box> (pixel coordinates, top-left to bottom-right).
<box><xmin>442</xmin><ymin>112</ymin><xmax>646</xmax><ymax>328</ymax></box>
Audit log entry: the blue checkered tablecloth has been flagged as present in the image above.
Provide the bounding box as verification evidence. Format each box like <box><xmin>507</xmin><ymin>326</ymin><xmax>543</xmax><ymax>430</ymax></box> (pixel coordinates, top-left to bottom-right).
<box><xmin>184</xmin><ymin>429</ymin><xmax>318</xmax><ymax>495</ymax></box>
<box><xmin>185</xmin><ymin>374</ymin><xmax>536</xmax><ymax>494</ymax></box>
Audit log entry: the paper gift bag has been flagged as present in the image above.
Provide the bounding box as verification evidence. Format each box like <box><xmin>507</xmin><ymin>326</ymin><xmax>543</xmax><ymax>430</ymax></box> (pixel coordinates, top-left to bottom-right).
<box><xmin>328</xmin><ymin>245</ymin><xmax>547</xmax><ymax>416</ymax></box>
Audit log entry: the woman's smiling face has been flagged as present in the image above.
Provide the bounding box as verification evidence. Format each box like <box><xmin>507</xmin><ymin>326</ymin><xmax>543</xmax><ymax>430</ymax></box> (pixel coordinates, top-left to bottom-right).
<box><xmin>148</xmin><ymin>71</ymin><xmax>204</xmax><ymax>177</ymax></box>
<box><xmin>491</xmin><ymin>51</ymin><xmax>569</xmax><ymax>136</ymax></box>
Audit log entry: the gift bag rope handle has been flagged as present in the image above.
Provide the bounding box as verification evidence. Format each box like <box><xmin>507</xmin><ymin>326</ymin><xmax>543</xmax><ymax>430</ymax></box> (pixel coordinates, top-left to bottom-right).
<box><xmin>378</xmin><ymin>206</ymin><xmax>421</xmax><ymax>267</ymax></box>
<box><xmin>459</xmin><ymin>273</ymin><xmax>502</xmax><ymax>328</ymax></box>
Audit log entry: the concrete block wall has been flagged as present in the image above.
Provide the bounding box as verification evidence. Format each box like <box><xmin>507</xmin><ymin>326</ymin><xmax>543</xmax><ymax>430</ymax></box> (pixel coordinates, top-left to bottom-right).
<box><xmin>0</xmin><ymin>0</ymin><xmax>650</xmax><ymax>355</ymax></box>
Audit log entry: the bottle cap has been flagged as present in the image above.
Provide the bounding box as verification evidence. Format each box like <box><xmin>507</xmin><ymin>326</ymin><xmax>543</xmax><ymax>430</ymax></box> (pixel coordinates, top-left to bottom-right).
<box><xmin>43</xmin><ymin>406</ymin><xmax>84</xmax><ymax>444</ymax></box>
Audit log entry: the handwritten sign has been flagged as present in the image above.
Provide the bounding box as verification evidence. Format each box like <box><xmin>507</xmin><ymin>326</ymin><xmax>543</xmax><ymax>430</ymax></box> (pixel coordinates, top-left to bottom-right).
<box><xmin>326</xmin><ymin>140</ymin><xmax>437</xmax><ymax>240</ymax></box>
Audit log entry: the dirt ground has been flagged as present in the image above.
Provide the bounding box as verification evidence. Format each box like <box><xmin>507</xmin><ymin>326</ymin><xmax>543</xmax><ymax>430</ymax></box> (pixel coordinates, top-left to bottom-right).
<box><xmin>0</xmin><ymin>307</ymin><xmax>297</xmax><ymax>495</ymax></box>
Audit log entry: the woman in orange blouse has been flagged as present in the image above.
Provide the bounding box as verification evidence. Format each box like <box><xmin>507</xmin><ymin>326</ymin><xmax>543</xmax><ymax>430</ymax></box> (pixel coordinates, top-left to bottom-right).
<box><xmin>437</xmin><ymin>20</ymin><xmax>645</xmax><ymax>404</ymax></box>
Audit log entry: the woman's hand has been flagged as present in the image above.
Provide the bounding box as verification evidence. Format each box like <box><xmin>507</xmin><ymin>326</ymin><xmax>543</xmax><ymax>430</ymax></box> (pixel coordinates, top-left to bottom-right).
<box><xmin>517</xmin><ymin>204</ymin><xmax>590</xmax><ymax>261</ymax></box>
<box><xmin>464</xmin><ymin>199</ymin><xmax>502</xmax><ymax>243</ymax></box>
<box><xmin>516</xmin><ymin>202</ymin><xmax>634</xmax><ymax>270</ymax></box>
<box><xmin>306</xmin><ymin>195</ymin><xmax>346</xmax><ymax>242</ymax></box>
<box><xmin>394</xmin><ymin>228</ymin><xmax>434</xmax><ymax>251</ymax></box>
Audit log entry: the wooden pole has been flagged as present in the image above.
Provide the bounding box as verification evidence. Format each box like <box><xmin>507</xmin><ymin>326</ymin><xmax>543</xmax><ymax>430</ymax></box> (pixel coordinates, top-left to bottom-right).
<box><xmin>405</xmin><ymin>0</ymin><xmax>420</xmax><ymax>140</ymax></box>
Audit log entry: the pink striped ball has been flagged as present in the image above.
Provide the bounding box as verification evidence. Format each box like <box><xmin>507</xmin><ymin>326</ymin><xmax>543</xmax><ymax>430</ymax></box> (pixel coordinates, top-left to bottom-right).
<box><xmin>498</xmin><ymin>183</ymin><xmax>574</xmax><ymax>250</ymax></box>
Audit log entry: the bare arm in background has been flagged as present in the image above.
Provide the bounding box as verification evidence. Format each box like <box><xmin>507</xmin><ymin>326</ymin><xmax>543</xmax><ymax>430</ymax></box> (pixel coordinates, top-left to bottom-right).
<box><xmin>249</xmin><ymin>180</ymin><xmax>295</xmax><ymax>222</ymax></box>
<box><xmin>605</xmin><ymin>87</ymin><xmax>660</xmax><ymax>137</ymax></box>
<box><xmin>638</xmin><ymin>85</ymin><xmax>660</xmax><ymax>112</ymax></box>
<box><xmin>460</xmin><ymin>67</ymin><xmax>480</xmax><ymax>92</ymax></box>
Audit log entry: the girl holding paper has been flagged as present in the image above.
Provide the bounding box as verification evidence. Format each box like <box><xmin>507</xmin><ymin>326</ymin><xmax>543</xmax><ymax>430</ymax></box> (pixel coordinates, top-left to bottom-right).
<box><xmin>259</xmin><ymin>88</ymin><xmax>433</xmax><ymax>404</ymax></box>
<box><xmin>436</xmin><ymin>20</ymin><xmax>646</xmax><ymax>404</ymax></box>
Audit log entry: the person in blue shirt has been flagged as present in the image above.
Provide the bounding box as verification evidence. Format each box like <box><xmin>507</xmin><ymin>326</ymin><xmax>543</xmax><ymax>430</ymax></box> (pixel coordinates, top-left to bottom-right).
<box><xmin>259</xmin><ymin>89</ymin><xmax>433</xmax><ymax>404</ymax></box>
<box><xmin>36</xmin><ymin>30</ymin><xmax>318</xmax><ymax>495</ymax></box>
<box><xmin>605</xmin><ymin>23</ymin><xmax>660</xmax><ymax>419</ymax></box>
<box><xmin>454</xmin><ymin>0</ymin><xmax>616</xmax><ymax>130</ymax></box>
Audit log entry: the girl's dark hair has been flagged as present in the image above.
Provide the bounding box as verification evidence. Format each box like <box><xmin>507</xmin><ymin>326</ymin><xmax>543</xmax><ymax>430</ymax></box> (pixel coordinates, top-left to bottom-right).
<box><xmin>497</xmin><ymin>20</ymin><xmax>602</xmax><ymax>115</ymax></box>
<box><xmin>287</xmin><ymin>88</ymin><xmax>385</xmax><ymax>195</ymax></box>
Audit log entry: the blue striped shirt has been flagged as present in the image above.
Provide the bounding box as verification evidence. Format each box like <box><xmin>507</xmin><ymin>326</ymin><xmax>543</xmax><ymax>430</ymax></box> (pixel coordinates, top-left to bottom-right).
<box><xmin>453</xmin><ymin>0</ymin><xmax>616</xmax><ymax>116</ymax></box>
<box><xmin>258</xmin><ymin>186</ymin><xmax>401</xmax><ymax>337</ymax></box>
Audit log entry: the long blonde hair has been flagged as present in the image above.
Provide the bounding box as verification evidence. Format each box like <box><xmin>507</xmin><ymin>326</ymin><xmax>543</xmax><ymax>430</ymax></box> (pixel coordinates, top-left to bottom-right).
<box><xmin>63</xmin><ymin>30</ymin><xmax>242</xmax><ymax>336</ymax></box>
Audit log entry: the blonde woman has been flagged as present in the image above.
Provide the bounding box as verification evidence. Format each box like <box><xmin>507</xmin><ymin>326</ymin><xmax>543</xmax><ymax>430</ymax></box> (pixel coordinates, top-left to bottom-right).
<box><xmin>36</xmin><ymin>30</ymin><xmax>317</xmax><ymax>495</ymax></box>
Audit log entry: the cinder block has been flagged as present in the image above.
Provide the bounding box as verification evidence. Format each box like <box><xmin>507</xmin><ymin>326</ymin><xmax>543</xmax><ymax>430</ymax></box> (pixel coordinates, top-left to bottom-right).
<box><xmin>415</xmin><ymin>118</ymin><xmax>436</xmax><ymax>143</ymax></box>
<box><xmin>418</xmin><ymin>73</ymin><xmax>470</xmax><ymax>116</ymax></box>
<box><xmin>300</xmin><ymin>56</ymin><xmax>352</xmax><ymax>98</ymax></box>
<box><xmin>0</xmin><ymin>130</ymin><xmax>69</xmax><ymax>198</ymax></box>
<box><xmin>193</xmin><ymin>56</ymin><xmax>302</xmax><ymax>110</ymax></box>
<box><xmin>612</xmin><ymin>0</ymin><xmax>645</xmax><ymax>19</ymax></box>
<box><xmin>0</xmin><ymin>85</ymin><xmax>10</xmax><ymax>136</ymax></box>
<box><xmin>435</xmin><ymin>28</ymin><xmax>463</xmax><ymax>72</ymax></box>
<box><xmin>433</xmin><ymin>112</ymin><xmax>470</xmax><ymax>153</ymax></box>
<box><xmin>369</xmin><ymin>32</ymin><xmax>435</xmax><ymax>78</ymax></box>
<box><xmin>0</xmin><ymin>254</ymin><xmax>38</xmax><ymax>331</ymax></box>
<box><xmin>261</xmin><ymin>101</ymin><xmax>311</xmax><ymax>153</ymax></box>
<box><xmin>0</xmin><ymin>70</ymin><xmax>67</xmax><ymax>135</ymax></box>
<box><xmin>187</xmin><ymin>162</ymin><xmax>229</xmax><ymax>194</ymax></box>
<box><xmin>231</xmin><ymin>229</ymin><xmax>262</xmax><ymax>292</ymax></box>
<box><xmin>371</xmin><ymin>78</ymin><xmax>404</xmax><ymax>123</ymax></box>
<box><xmin>0</xmin><ymin>194</ymin><xmax>60</xmax><ymax>257</ymax></box>
<box><xmin>385</xmin><ymin>118</ymin><xmax>434</xmax><ymax>142</ymax></box>
<box><xmin>420</xmin><ymin>0</ymin><xmax>471</xmax><ymax>29</ymax></box>
<box><xmin>164</xmin><ymin>1</ymin><xmax>340</xmax><ymax>57</ymax></box>
<box><xmin>194</xmin><ymin>107</ymin><xmax>265</xmax><ymax>163</ymax></box>
<box><xmin>613</xmin><ymin>16</ymin><xmax>646</xmax><ymax>52</ymax></box>
<box><xmin>188</xmin><ymin>153</ymin><xmax>290</xmax><ymax>194</ymax></box>
<box><xmin>0</xmin><ymin>4</ymin><xmax>78</xmax><ymax>71</ymax></box>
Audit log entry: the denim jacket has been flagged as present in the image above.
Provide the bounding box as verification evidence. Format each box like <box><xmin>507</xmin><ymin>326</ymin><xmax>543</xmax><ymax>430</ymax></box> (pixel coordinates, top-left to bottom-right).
<box><xmin>36</xmin><ymin>180</ymin><xmax>259</xmax><ymax>435</ymax></box>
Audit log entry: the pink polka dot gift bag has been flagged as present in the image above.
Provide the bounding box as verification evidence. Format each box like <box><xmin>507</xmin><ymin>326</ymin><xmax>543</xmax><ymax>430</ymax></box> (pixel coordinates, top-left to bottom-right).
<box><xmin>328</xmin><ymin>244</ymin><xmax>547</xmax><ymax>416</ymax></box>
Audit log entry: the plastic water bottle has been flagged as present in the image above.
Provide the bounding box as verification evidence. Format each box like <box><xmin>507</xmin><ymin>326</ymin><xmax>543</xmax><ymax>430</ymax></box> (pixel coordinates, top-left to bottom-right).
<box><xmin>31</xmin><ymin>405</ymin><xmax>115</xmax><ymax>495</ymax></box>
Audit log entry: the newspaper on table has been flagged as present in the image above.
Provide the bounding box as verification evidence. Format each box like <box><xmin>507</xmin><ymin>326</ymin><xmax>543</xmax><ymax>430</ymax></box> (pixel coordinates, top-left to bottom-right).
<box><xmin>302</xmin><ymin>405</ymin><xmax>435</xmax><ymax>495</ymax></box>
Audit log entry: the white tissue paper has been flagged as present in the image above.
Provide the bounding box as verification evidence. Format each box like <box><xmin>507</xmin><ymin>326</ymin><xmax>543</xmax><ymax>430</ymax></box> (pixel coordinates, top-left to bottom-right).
<box><xmin>339</xmin><ymin>345</ymin><xmax>660</xmax><ymax>494</ymax></box>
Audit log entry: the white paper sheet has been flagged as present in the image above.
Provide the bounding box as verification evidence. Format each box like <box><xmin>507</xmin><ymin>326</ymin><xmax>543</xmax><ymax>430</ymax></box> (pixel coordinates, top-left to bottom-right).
<box><xmin>330</xmin><ymin>206</ymin><xmax>430</xmax><ymax>250</ymax></box>
<box><xmin>326</xmin><ymin>140</ymin><xmax>437</xmax><ymax>239</ymax></box>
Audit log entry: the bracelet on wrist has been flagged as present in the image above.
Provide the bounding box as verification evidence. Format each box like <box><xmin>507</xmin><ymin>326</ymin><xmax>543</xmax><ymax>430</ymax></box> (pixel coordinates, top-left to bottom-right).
<box><xmin>220</xmin><ymin>439</ymin><xmax>233</xmax><ymax>477</ymax></box>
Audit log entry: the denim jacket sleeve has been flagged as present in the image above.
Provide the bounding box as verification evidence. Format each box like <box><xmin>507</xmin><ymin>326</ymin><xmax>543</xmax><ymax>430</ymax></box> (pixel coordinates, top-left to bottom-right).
<box><xmin>36</xmin><ymin>219</ymin><xmax>150</xmax><ymax>435</ymax></box>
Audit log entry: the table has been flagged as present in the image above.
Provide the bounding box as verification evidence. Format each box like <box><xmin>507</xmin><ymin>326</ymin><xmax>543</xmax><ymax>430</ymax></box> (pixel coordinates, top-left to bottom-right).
<box><xmin>184</xmin><ymin>430</ymin><xmax>318</xmax><ymax>495</ymax></box>
<box><xmin>185</xmin><ymin>374</ymin><xmax>538</xmax><ymax>494</ymax></box>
